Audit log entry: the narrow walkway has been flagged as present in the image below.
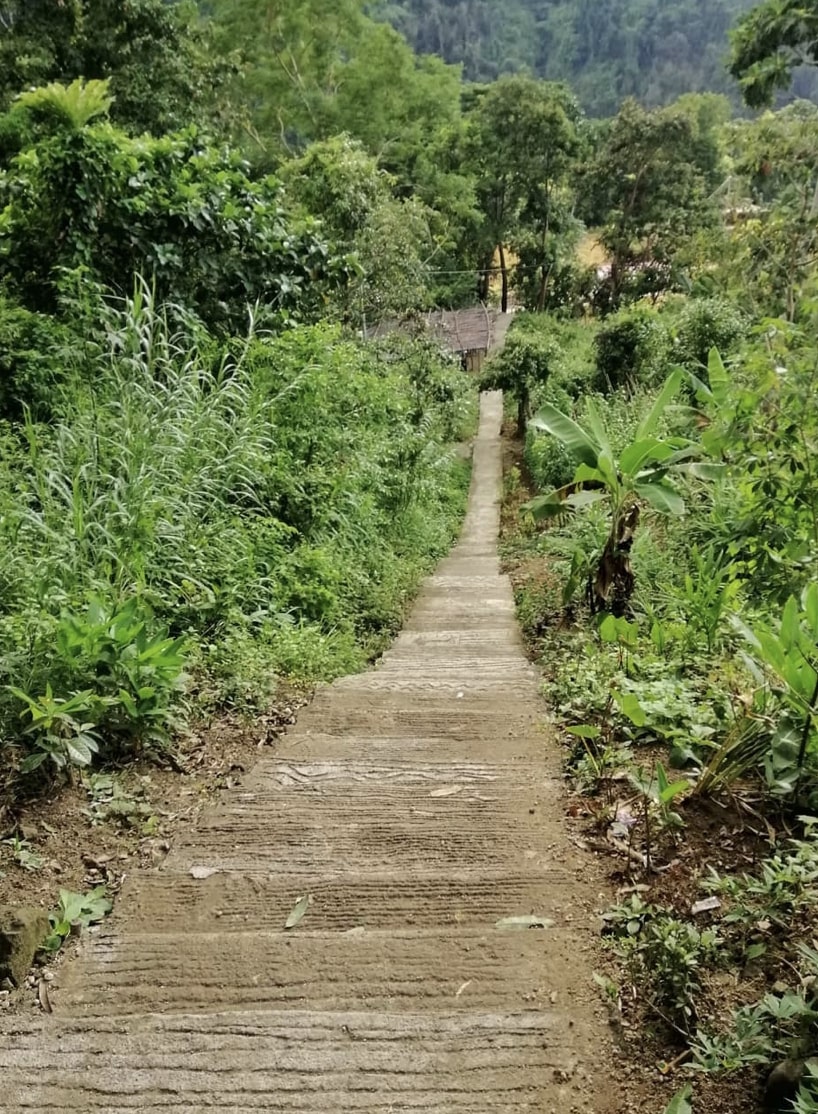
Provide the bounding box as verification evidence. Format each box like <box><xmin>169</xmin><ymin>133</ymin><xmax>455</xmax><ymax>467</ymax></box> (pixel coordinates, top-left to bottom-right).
<box><xmin>1</xmin><ymin>393</ymin><xmax>612</xmax><ymax>1112</ymax></box>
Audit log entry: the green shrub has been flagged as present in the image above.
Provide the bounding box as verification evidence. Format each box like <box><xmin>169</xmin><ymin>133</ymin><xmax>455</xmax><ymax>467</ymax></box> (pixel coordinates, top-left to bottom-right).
<box><xmin>0</xmin><ymin>82</ymin><xmax>352</xmax><ymax>329</ymax></box>
<box><xmin>525</xmin><ymin>424</ymin><xmax>574</xmax><ymax>491</ymax></box>
<box><xmin>481</xmin><ymin>329</ymin><xmax>562</xmax><ymax>433</ymax></box>
<box><xmin>673</xmin><ymin>296</ymin><xmax>747</xmax><ymax>372</ymax></box>
<box><xmin>593</xmin><ymin>306</ymin><xmax>670</xmax><ymax>393</ymax></box>
<box><xmin>0</xmin><ymin>296</ymin><xmax>77</xmax><ymax>418</ymax></box>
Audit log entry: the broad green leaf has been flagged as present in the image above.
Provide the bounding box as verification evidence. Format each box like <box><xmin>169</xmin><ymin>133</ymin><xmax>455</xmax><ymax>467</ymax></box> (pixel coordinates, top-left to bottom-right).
<box><xmin>65</xmin><ymin>735</ymin><xmax>94</xmax><ymax>766</ymax></box>
<box><xmin>59</xmin><ymin>890</ymin><xmax>87</xmax><ymax>923</ymax></box>
<box><xmin>707</xmin><ymin>347</ymin><xmax>729</xmax><ymax>404</ymax></box>
<box><xmin>19</xmin><ymin>751</ymin><xmax>48</xmax><ymax>773</ymax></box>
<box><xmin>613</xmin><ymin>690</ymin><xmax>646</xmax><ymax>727</ymax></box>
<box><xmin>663</xmin><ymin>1085</ymin><xmax>692</xmax><ymax>1114</ymax></box>
<box><xmin>636</xmin><ymin>368</ymin><xmax>684</xmax><ymax>440</ymax></box>
<box><xmin>566</xmin><ymin>724</ymin><xmax>601</xmax><ymax>740</ymax></box>
<box><xmin>615</xmin><ymin>617</ymin><xmax>639</xmax><ymax>647</ymax></box>
<box><xmin>674</xmin><ymin>461</ymin><xmax>728</xmax><ymax>481</ymax></box>
<box><xmin>730</xmin><ymin>613</ymin><xmax>762</xmax><ymax>653</ymax></box>
<box><xmin>529</xmin><ymin>404</ymin><xmax>600</xmax><ymax>468</ymax></box>
<box><xmin>573</xmin><ymin>462</ymin><xmax>606</xmax><ymax>485</ymax></box>
<box><xmin>523</xmin><ymin>493</ymin><xmax>568</xmax><ymax>521</ymax></box>
<box><xmin>658</xmin><ymin>444</ymin><xmax>702</xmax><ymax>468</ymax></box>
<box><xmin>656</xmin><ymin>761</ymin><xmax>688</xmax><ymax>803</ymax></box>
<box><xmin>803</xmin><ymin>582</ymin><xmax>818</xmax><ymax>640</ymax></box>
<box><xmin>780</xmin><ymin>596</ymin><xmax>800</xmax><ymax>651</ymax></box>
<box><xmin>756</xmin><ymin>629</ymin><xmax>788</xmax><ymax>676</ymax></box>
<box><xmin>599</xmin><ymin>615</ymin><xmax>619</xmax><ymax>643</ymax></box>
<box><xmin>620</xmin><ymin>438</ymin><xmax>674</xmax><ymax>477</ymax></box>
<box><xmin>584</xmin><ymin>397</ymin><xmax>612</xmax><ymax>458</ymax></box>
<box><xmin>688</xmin><ymin>369</ymin><xmax>712</xmax><ymax>402</ymax></box>
<box><xmin>634</xmin><ymin>482</ymin><xmax>685</xmax><ymax>515</ymax></box>
<box><xmin>595</xmin><ymin>451</ymin><xmax>618</xmax><ymax>491</ymax></box>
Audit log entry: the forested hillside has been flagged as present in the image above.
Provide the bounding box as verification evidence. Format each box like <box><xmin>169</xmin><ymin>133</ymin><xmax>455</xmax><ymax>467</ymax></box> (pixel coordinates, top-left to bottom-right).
<box><xmin>375</xmin><ymin>0</ymin><xmax>817</xmax><ymax>114</ymax></box>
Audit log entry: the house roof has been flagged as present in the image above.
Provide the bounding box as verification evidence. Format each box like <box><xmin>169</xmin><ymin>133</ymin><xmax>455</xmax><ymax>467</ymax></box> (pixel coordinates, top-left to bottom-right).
<box><xmin>370</xmin><ymin>306</ymin><xmax>510</xmax><ymax>354</ymax></box>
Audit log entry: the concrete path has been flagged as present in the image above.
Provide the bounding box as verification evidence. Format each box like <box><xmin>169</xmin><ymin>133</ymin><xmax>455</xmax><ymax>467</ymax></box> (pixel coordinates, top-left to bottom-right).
<box><xmin>0</xmin><ymin>392</ymin><xmax>612</xmax><ymax>1112</ymax></box>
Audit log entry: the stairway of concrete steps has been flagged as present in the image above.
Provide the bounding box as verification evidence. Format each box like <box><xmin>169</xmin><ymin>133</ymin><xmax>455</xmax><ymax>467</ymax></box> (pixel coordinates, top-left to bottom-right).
<box><xmin>0</xmin><ymin>391</ymin><xmax>611</xmax><ymax>1113</ymax></box>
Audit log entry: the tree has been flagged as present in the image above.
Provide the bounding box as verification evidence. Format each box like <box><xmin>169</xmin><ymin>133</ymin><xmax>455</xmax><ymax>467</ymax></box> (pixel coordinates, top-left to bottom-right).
<box><xmin>281</xmin><ymin>135</ymin><xmax>433</xmax><ymax>323</ymax></box>
<box><xmin>724</xmin><ymin>102</ymin><xmax>818</xmax><ymax>319</ymax></box>
<box><xmin>581</xmin><ymin>99</ymin><xmax>717</xmax><ymax>310</ymax></box>
<box><xmin>481</xmin><ymin>329</ymin><xmax>561</xmax><ymax>435</ymax></box>
<box><xmin>730</xmin><ymin>0</ymin><xmax>818</xmax><ymax>107</ymax></box>
<box><xmin>465</xmin><ymin>76</ymin><xmax>581</xmax><ymax>313</ymax></box>
<box><xmin>206</xmin><ymin>0</ymin><xmax>462</xmax><ymax>167</ymax></box>
<box><xmin>0</xmin><ymin>0</ymin><xmax>224</xmax><ymax>136</ymax></box>
<box><xmin>0</xmin><ymin>81</ymin><xmax>352</xmax><ymax>327</ymax></box>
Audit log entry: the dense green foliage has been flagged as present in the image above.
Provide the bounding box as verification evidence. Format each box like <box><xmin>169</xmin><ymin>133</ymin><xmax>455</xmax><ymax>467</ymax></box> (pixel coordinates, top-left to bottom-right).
<box><xmin>0</xmin><ymin>0</ymin><xmax>226</xmax><ymax>137</ymax></box>
<box><xmin>376</xmin><ymin>0</ymin><xmax>784</xmax><ymax>115</ymax></box>
<box><xmin>0</xmin><ymin>85</ymin><xmax>351</xmax><ymax>328</ymax></box>
<box><xmin>730</xmin><ymin>0</ymin><xmax>818</xmax><ymax>106</ymax></box>
<box><xmin>0</xmin><ymin>286</ymin><xmax>472</xmax><ymax>769</ymax></box>
<box><xmin>499</xmin><ymin>48</ymin><xmax>818</xmax><ymax>1093</ymax></box>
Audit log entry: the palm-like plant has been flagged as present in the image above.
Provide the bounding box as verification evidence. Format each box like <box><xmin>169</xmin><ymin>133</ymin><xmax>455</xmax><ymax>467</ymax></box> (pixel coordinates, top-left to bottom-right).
<box><xmin>524</xmin><ymin>370</ymin><xmax>712</xmax><ymax>612</ymax></box>
<box><xmin>17</xmin><ymin>78</ymin><xmax>113</xmax><ymax>131</ymax></box>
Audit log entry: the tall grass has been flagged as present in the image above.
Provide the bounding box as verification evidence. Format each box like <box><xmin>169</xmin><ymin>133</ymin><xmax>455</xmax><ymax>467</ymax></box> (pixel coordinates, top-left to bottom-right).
<box><xmin>0</xmin><ymin>283</ymin><xmax>473</xmax><ymax>767</ymax></box>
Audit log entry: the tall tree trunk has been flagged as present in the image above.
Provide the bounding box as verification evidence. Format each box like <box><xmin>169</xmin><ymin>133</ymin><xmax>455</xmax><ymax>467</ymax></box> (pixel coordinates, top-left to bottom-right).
<box><xmin>536</xmin><ymin>265</ymin><xmax>551</xmax><ymax>312</ymax></box>
<box><xmin>479</xmin><ymin>251</ymin><xmax>492</xmax><ymax>301</ymax></box>
<box><xmin>499</xmin><ymin>243</ymin><xmax>509</xmax><ymax>313</ymax></box>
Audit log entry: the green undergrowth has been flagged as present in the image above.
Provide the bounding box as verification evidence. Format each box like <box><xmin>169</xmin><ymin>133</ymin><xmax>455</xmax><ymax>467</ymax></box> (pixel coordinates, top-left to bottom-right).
<box><xmin>0</xmin><ymin>284</ymin><xmax>475</xmax><ymax>782</ymax></box>
<box><xmin>499</xmin><ymin>301</ymin><xmax>818</xmax><ymax>1111</ymax></box>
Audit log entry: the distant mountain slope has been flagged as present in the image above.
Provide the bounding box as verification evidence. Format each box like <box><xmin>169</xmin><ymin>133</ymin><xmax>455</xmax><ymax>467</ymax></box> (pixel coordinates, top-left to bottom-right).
<box><xmin>373</xmin><ymin>0</ymin><xmax>774</xmax><ymax>115</ymax></box>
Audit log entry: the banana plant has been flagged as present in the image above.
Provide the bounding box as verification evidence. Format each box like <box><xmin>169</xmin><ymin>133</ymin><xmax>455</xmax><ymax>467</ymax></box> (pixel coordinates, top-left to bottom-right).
<box><xmin>730</xmin><ymin>583</ymin><xmax>818</xmax><ymax>793</ymax></box>
<box><xmin>524</xmin><ymin>369</ymin><xmax>715</xmax><ymax>612</ymax></box>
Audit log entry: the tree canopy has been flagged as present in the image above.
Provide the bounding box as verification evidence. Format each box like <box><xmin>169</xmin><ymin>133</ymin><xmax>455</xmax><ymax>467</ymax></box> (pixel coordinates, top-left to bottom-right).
<box><xmin>375</xmin><ymin>0</ymin><xmax>790</xmax><ymax>115</ymax></box>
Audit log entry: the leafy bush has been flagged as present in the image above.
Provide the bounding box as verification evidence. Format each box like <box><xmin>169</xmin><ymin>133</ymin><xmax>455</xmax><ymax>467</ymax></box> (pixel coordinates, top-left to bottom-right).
<box><xmin>604</xmin><ymin>894</ymin><xmax>721</xmax><ymax>1030</ymax></box>
<box><xmin>525</xmin><ymin>424</ymin><xmax>575</xmax><ymax>491</ymax></box>
<box><xmin>0</xmin><ymin>296</ymin><xmax>79</xmax><ymax>419</ymax></box>
<box><xmin>673</xmin><ymin>296</ymin><xmax>747</xmax><ymax>371</ymax></box>
<box><xmin>0</xmin><ymin>82</ymin><xmax>352</xmax><ymax>329</ymax></box>
<box><xmin>481</xmin><ymin>328</ymin><xmax>562</xmax><ymax>433</ymax></box>
<box><xmin>593</xmin><ymin>306</ymin><xmax>670</xmax><ymax>393</ymax></box>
